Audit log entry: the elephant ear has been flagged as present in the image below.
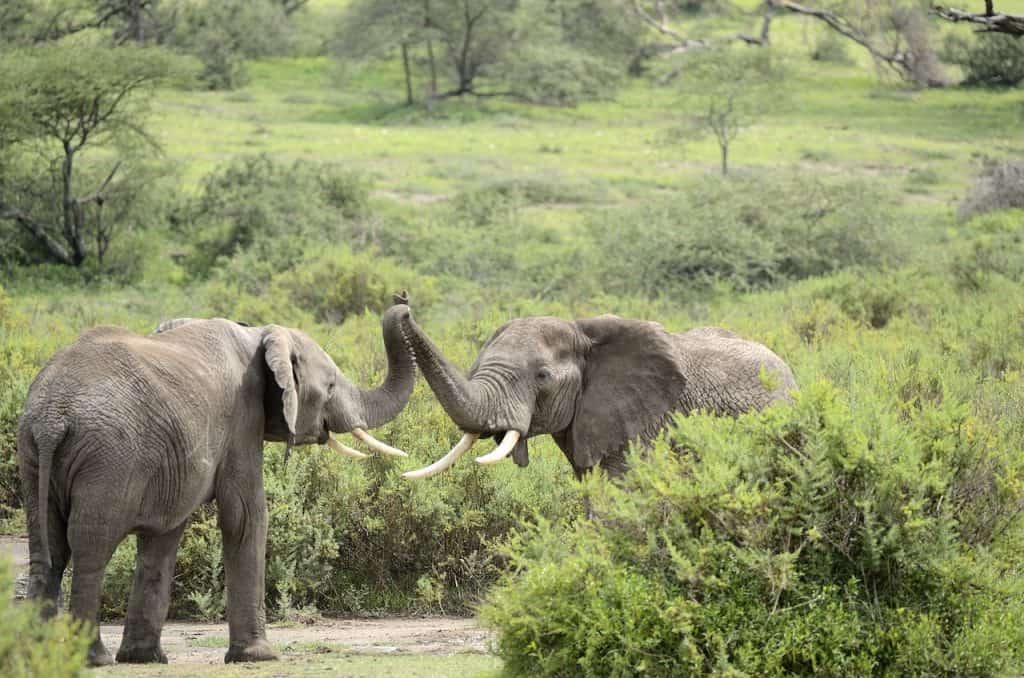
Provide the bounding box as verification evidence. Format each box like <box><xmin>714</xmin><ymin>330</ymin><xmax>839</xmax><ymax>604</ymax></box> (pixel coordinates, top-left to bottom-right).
<box><xmin>262</xmin><ymin>326</ymin><xmax>298</xmax><ymax>437</ymax></box>
<box><xmin>567</xmin><ymin>315</ymin><xmax>687</xmax><ymax>474</ymax></box>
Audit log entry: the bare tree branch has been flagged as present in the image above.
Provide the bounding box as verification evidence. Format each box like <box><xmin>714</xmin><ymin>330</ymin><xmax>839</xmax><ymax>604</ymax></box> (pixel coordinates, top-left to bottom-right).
<box><xmin>0</xmin><ymin>204</ymin><xmax>76</xmax><ymax>265</ymax></box>
<box><xmin>76</xmin><ymin>161</ymin><xmax>122</xmax><ymax>207</ymax></box>
<box><xmin>768</xmin><ymin>0</ymin><xmax>918</xmax><ymax>79</ymax></box>
<box><xmin>933</xmin><ymin>4</ymin><xmax>1024</xmax><ymax>36</ymax></box>
<box><xmin>630</xmin><ymin>0</ymin><xmax>777</xmax><ymax>54</ymax></box>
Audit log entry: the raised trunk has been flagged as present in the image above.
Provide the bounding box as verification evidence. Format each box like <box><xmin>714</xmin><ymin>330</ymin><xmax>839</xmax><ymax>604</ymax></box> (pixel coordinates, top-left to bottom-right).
<box><xmin>398</xmin><ymin>311</ymin><xmax>487</xmax><ymax>431</ymax></box>
<box><xmin>356</xmin><ymin>305</ymin><xmax>418</xmax><ymax>429</ymax></box>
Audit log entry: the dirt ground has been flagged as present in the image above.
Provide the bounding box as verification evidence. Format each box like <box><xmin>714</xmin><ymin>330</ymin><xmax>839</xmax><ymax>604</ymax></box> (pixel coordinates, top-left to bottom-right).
<box><xmin>1</xmin><ymin>535</ymin><xmax>493</xmax><ymax>668</ymax></box>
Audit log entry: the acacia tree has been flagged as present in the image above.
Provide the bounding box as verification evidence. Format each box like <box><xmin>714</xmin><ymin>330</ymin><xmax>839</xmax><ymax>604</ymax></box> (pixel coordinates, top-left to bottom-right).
<box><xmin>334</xmin><ymin>0</ymin><xmax>434</xmax><ymax>105</ymax></box>
<box><xmin>675</xmin><ymin>48</ymin><xmax>779</xmax><ymax>176</ymax></box>
<box><xmin>0</xmin><ymin>43</ymin><xmax>176</xmax><ymax>267</ymax></box>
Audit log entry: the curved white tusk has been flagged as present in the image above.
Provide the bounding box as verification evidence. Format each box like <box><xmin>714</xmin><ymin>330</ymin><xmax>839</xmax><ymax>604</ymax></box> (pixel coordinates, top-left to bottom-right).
<box><xmin>327</xmin><ymin>436</ymin><xmax>368</xmax><ymax>460</ymax></box>
<box><xmin>401</xmin><ymin>432</ymin><xmax>480</xmax><ymax>480</ymax></box>
<box><xmin>475</xmin><ymin>431</ymin><xmax>521</xmax><ymax>465</ymax></box>
<box><xmin>351</xmin><ymin>428</ymin><xmax>408</xmax><ymax>457</ymax></box>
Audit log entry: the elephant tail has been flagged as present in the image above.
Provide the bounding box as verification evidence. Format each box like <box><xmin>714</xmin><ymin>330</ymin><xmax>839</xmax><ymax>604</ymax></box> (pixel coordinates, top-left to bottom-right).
<box><xmin>24</xmin><ymin>424</ymin><xmax>64</xmax><ymax>570</ymax></box>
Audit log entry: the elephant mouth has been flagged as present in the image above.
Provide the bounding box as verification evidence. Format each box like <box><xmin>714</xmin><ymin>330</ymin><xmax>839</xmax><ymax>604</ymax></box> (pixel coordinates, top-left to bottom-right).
<box><xmin>481</xmin><ymin>431</ymin><xmax>530</xmax><ymax>468</ymax></box>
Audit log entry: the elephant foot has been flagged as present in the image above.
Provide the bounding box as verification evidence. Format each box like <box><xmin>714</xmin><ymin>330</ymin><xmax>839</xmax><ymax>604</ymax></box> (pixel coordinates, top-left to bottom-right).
<box><xmin>116</xmin><ymin>644</ymin><xmax>168</xmax><ymax>664</ymax></box>
<box><xmin>87</xmin><ymin>640</ymin><xmax>115</xmax><ymax>667</ymax></box>
<box><xmin>225</xmin><ymin>638</ymin><xmax>278</xmax><ymax>663</ymax></box>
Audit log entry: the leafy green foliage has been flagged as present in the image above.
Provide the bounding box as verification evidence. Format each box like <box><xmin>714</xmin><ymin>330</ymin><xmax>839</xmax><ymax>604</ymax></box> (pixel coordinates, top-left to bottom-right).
<box><xmin>944</xmin><ymin>32</ymin><xmax>1024</xmax><ymax>87</ymax></box>
<box><xmin>0</xmin><ymin>42</ymin><xmax>181</xmax><ymax>268</ymax></box>
<box><xmin>588</xmin><ymin>173</ymin><xmax>899</xmax><ymax>300</ymax></box>
<box><xmin>482</xmin><ymin>381</ymin><xmax>1024</xmax><ymax>676</ymax></box>
<box><xmin>334</xmin><ymin>0</ymin><xmax>637</xmax><ymax>105</ymax></box>
<box><xmin>673</xmin><ymin>47</ymin><xmax>783</xmax><ymax>174</ymax></box>
<box><xmin>165</xmin><ymin>0</ymin><xmax>296</xmax><ymax>89</ymax></box>
<box><xmin>175</xmin><ymin>155</ymin><xmax>371</xmax><ymax>280</ymax></box>
<box><xmin>0</xmin><ymin>557</ymin><xmax>91</xmax><ymax>677</ymax></box>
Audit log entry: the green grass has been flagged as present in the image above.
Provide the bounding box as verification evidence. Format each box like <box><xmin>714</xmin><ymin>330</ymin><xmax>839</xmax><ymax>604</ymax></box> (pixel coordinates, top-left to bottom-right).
<box><xmin>152</xmin><ymin>44</ymin><xmax>1023</xmax><ymax>228</ymax></box>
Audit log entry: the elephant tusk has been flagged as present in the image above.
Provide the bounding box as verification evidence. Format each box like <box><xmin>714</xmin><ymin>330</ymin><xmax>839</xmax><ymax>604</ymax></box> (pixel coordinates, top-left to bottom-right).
<box><xmin>327</xmin><ymin>436</ymin><xmax>368</xmax><ymax>460</ymax></box>
<box><xmin>351</xmin><ymin>427</ymin><xmax>408</xmax><ymax>457</ymax></box>
<box><xmin>475</xmin><ymin>431</ymin><xmax>521</xmax><ymax>465</ymax></box>
<box><xmin>401</xmin><ymin>432</ymin><xmax>480</xmax><ymax>480</ymax></box>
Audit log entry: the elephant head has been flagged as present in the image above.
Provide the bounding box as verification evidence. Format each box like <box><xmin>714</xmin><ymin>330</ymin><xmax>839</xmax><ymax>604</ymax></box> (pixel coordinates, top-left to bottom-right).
<box><xmin>397</xmin><ymin>309</ymin><xmax>795</xmax><ymax>479</ymax></box>
<box><xmin>155</xmin><ymin>295</ymin><xmax>415</xmax><ymax>459</ymax></box>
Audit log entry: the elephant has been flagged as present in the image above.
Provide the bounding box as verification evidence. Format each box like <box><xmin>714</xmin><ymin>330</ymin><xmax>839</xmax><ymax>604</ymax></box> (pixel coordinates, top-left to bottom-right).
<box><xmin>17</xmin><ymin>299</ymin><xmax>415</xmax><ymax>666</ymax></box>
<box><xmin>397</xmin><ymin>310</ymin><xmax>796</xmax><ymax>480</ymax></box>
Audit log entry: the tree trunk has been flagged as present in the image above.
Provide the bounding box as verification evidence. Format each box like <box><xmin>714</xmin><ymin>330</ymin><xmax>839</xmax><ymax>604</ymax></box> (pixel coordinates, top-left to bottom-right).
<box><xmin>401</xmin><ymin>42</ymin><xmax>414</xmax><ymax>106</ymax></box>
<box><xmin>130</xmin><ymin>0</ymin><xmax>144</xmax><ymax>42</ymax></box>
<box><xmin>721</xmin><ymin>143</ymin><xmax>728</xmax><ymax>176</ymax></box>
<box><xmin>426</xmin><ymin>39</ymin><xmax>438</xmax><ymax>98</ymax></box>
<box><xmin>60</xmin><ymin>144</ymin><xmax>86</xmax><ymax>266</ymax></box>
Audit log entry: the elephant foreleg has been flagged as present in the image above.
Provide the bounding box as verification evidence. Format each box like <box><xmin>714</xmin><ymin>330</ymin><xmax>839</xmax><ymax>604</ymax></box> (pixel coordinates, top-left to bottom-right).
<box><xmin>116</xmin><ymin>524</ymin><xmax>188</xmax><ymax>663</ymax></box>
<box><xmin>217</xmin><ymin>480</ymin><xmax>278</xmax><ymax>664</ymax></box>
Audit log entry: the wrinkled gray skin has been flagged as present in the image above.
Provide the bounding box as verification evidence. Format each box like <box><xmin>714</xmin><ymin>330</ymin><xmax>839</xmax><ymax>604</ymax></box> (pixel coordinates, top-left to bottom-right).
<box><xmin>401</xmin><ymin>311</ymin><xmax>796</xmax><ymax>478</ymax></box>
<box><xmin>17</xmin><ymin>304</ymin><xmax>414</xmax><ymax>666</ymax></box>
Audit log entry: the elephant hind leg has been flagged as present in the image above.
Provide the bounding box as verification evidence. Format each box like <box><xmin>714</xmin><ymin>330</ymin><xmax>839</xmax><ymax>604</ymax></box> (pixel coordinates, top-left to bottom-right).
<box><xmin>26</xmin><ymin>518</ymin><xmax>69</xmax><ymax>618</ymax></box>
<box><xmin>116</xmin><ymin>524</ymin><xmax>187</xmax><ymax>664</ymax></box>
<box><xmin>68</xmin><ymin>521</ymin><xmax>124</xmax><ymax>667</ymax></box>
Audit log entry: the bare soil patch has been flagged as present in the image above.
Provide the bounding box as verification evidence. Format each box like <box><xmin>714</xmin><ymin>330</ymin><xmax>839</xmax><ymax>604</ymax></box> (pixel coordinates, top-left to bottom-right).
<box><xmin>2</xmin><ymin>535</ymin><xmax>492</xmax><ymax>667</ymax></box>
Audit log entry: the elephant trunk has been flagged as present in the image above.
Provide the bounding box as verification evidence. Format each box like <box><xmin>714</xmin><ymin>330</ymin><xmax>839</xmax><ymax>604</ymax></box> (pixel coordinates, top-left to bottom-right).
<box><xmin>355</xmin><ymin>304</ymin><xmax>418</xmax><ymax>430</ymax></box>
<box><xmin>397</xmin><ymin>309</ymin><xmax>488</xmax><ymax>431</ymax></box>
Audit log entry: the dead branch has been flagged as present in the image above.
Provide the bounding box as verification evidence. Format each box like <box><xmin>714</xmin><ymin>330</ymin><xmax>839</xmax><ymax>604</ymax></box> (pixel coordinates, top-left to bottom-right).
<box><xmin>933</xmin><ymin>4</ymin><xmax>1024</xmax><ymax>36</ymax></box>
<box><xmin>768</xmin><ymin>0</ymin><xmax>912</xmax><ymax>77</ymax></box>
<box><xmin>76</xmin><ymin>161</ymin><xmax>122</xmax><ymax>207</ymax></box>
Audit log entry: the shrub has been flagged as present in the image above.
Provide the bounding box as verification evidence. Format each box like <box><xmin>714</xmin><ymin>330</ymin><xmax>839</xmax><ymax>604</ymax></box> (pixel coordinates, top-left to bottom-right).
<box><xmin>958</xmin><ymin>160</ymin><xmax>1024</xmax><ymax>222</ymax></box>
<box><xmin>0</xmin><ymin>557</ymin><xmax>92</xmax><ymax>677</ymax></box>
<box><xmin>588</xmin><ymin>173</ymin><xmax>899</xmax><ymax>300</ymax></box>
<box><xmin>810</xmin><ymin>31</ymin><xmax>852</xmax><ymax>64</ymax></box>
<box><xmin>945</xmin><ymin>32</ymin><xmax>1024</xmax><ymax>87</ymax></box>
<box><xmin>506</xmin><ymin>42</ymin><xmax>623</xmax><ymax>106</ymax></box>
<box><xmin>176</xmin><ymin>156</ymin><xmax>372</xmax><ymax>279</ymax></box>
<box><xmin>481</xmin><ymin>382</ymin><xmax>1024</xmax><ymax>676</ymax></box>
<box><xmin>166</xmin><ymin>0</ymin><xmax>295</xmax><ymax>89</ymax></box>
<box><xmin>810</xmin><ymin>270</ymin><xmax>907</xmax><ymax>329</ymax></box>
<box><xmin>272</xmin><ymin>247</ymin><xmax>439</xmax><ymax>325</ymax></box>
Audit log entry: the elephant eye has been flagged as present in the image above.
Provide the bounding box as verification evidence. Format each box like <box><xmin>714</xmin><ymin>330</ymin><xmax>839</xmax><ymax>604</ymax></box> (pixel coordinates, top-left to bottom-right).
<box><xmin>536</xmin><ymin>367</ymin><xmax>552</xmax><ymax>383</ymax></box>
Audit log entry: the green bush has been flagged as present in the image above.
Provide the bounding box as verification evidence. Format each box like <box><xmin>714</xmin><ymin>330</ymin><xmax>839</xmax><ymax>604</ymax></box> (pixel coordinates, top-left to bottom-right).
<box><xmin>0</xmin><ymin>557</ymin><xmax>92</xmax><ymax>677</ymax></box>
<box><xmin>273</xmin><ymin>247</ymin><xmax>439</xmax><ymax>325</ymax></box>
<box><xmin>167</xmin><ymin>0</ymin><xmax>296</xmax><ymax>89</ymax></box>
<box><xmin>482</xmin><ymin>381</ymin><xmax>1024</xmax><ymax>676</ymax></box>
<box><xmin>506</xmin><ymin>42</ymin><xmax>624</xmax><ymax>106</ymax></box>
<box><xmin>587</xmin><ymin>173</ymin><xmax>900</xmax><ymax>300</ymax></box>
<box><xmin>944</xmin><ymin>32</ymin><xmax>1024</xmax><ymax>87</ymax></box>
<box><xmin>810</xmin><ymin>31</ymin><xmax>852</xmax><ymax>64</ymax></box>
<box><xmin>176</xmin><ymin>156</ymin><xmax>372</xmax><ymax>279</ymax></box>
